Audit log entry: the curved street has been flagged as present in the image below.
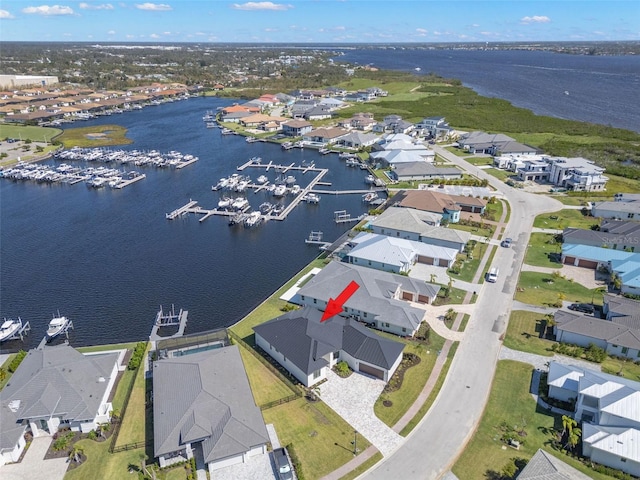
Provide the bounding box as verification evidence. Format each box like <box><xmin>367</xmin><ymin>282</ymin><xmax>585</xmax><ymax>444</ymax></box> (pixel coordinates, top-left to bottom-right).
<box><xmin>361</xmin><ymin>146</ymin><xmax>563</xmax><ymax>479</ymax></box>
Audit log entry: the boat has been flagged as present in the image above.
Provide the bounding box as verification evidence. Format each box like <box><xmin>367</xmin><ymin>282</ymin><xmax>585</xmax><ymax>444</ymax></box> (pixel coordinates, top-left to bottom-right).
<box><xmin>256</xmin><ymin>175</ymin><xmax>268</xmax><ymax>184</ymax></box>
<box><xmin>228</xmin><ymin>212</ymin><xmax>246</xmax><ymax>226</ymax></box>
<box><xmin>302</xmin><ymin>193</ymin><xmax>320</xmax><ymax>204</ymax></box>
<box><xmin>218</xmin><ymin>196</ymin><xmax>233</xmax><ymax>209</ymax></box>
<box><xmin>289</xmin><ymin>185</ymin><xmax>301</xmax><ymax>195</ymax></box>
<box><xmin>362</xmin><ymin>192</ymin><xmax>379</xmax><ymax>203</ymax></box>
<box><xmin>271</xmin><ymin>205</ymin><xmax>284</xmax><ymax>215</ymax></box>
<box><xmin>345</xmin><ymin>158</ymin><xmax>360</xmax><ymax>167</ymax></box>
<box><xmin>272</xmin><ymin>185</ymin><xmax>287</xmax><ymax>197</ymax></box>
<box><xmin>365</xmin><ymin>174</ymin><xmax>376</xmax><ymax>184</ymax></box>
<box><xmin>281</xmin><ymin>142</ymin><xmax>293</xmax><ymax>150</ymax></box>
<box><xmin>46</xmin><ymin>314</ymin><xmax>70</xmax><ymax>340</ymax></box>
<box><xmin>212</xmin><ymin>177</ymin><xmax>229</xmax><ymax>191</ymax></box>
<box><xmin>221</xmin><ymin>128</ymin><xmax>233</xmax><ymax>135</ymax></box>
<box><xmin>246</xmin><ymin>136</ymin><xmax>258</xmax><ymax>143</ymax></box>
<box><xmin>284</xmin><ymin>175</ymin><xmax>296</xmax><ymax>185</ymax></box>
<box><xmin>206</xmin><ymin>122</ymin><xmax>216</xmax><ymax>128</ymax></box>
<box><xmin>259</xmin><ymin>202</ymin><xmax>274</xmax><ymax>214</ymax></box>
<box><xmin>319</xmin><ymin>148</ymin><xmax>330</xmax><ymax>155</ymax></box>
<box><xmin>243</xmin><ymin>211</ymin><xmax>262</xmax><ymax>228</ymax></box>
<box><xmin>232</xmin><ymin>197</ymin><xmax>249</xmax><ymax>210</ymax></box>
<box><xmin>0</xmin><ymin>318</ymin><xmax>22</xmax><ymax>342</ymax></box>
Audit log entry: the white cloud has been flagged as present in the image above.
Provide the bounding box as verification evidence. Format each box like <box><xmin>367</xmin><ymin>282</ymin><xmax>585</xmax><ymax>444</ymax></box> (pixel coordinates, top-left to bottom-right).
<box><xmin>150</xmin><ymin>33</ymin><xmax>160</xmax><ymax>38</ymax></box>
<box><xmin>471</xmin><ymin>24</ymin><xmax>480</xmax><ymax>28</ymax></box>
<box><xmin>22</xmin><ymin>5</ymin><xmax>74</xmax><ymax>15</ymax></box>
<box><xmin>416</xmin><ymin>28</ymin><xmax>428</xmax><ymax>34</ymax></box>
<box><xmin>264</xmin><ymin>27</ymin><xmax>278</xmax><ymax>32</ymax></box>
<box><xmin>107</xmin><ymin>29</ymin><xmax>116</xmax><ymax>34</ymax></box>
<box><xmin>332</xmin><ymin>26</ymin><xmax>345</xmax><ymax>31</ymax></box>
<box><xmin>79</xmin><ymin>2</ymin><xmax>114</xmax><ymax>10</ymax></box>
<box><xmin>520</xmin><ymin>15</ymin><xmax>551</xmax><ymax>24</ymax></box>
<box><xmin>231</xmin><ymin>2</ymin><xmax>293</xmax><ymax>11</ymax></box>
<box><xmin>0</xmin><ymin>9</ymin><xmax>15</xmax><ymax>18</ymax></box>
<box><xmin>135</xmin><ymin>3</ymin><xmax>172</xmax><ymax>11</ymax></box>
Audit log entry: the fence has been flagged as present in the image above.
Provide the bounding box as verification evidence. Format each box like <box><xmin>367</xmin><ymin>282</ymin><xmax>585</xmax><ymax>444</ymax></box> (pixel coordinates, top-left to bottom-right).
<box><xmin>109</xmin><ymin>344</ymin><xmax>148</xmax><ymax>454</ymax></box>
<box><xmin>227</xmin><ymin>330</ymin><xmax>302</xmax><ymax>408</ymax></box>
<box><xmin>111</xmin><ymin>440</ymin><xmax>151</xmax><ymax>454</ymax></box>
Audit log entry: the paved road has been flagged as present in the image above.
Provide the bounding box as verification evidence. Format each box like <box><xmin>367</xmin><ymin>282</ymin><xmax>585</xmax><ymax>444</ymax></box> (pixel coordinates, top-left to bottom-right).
<box><xmin>361</xmin><ymin>146</ymin><xmax>562</xmax><ymax>479</ymax></box>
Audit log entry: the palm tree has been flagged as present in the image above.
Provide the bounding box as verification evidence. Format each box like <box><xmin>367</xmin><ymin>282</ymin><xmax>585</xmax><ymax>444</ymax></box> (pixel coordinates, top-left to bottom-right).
<box><xmin>429</xmin><ymin>273</ymin><xmax>437</xmax><ymax>284</ymax></box>
<box><xmin>544</xmin><ymin>314</ymin><xmax>556</xmax><ymax>338</ymax></box>
<box><xmin>69</xmin><ymin>445</ymin><xmax>84</xmax><ymax>464</ymax></box>
<box><xmin>560</xmin><ymin>414</ymin><xmax>574</xmax><ymax>438</ymax></box>
<box><xmin>567</xmin><ymin>426</ymin><xmax>582</xmax><ymax>451</ymax></box>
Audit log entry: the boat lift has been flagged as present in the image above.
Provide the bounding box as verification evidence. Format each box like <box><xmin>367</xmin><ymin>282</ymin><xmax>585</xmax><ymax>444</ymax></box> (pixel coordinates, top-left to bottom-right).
<box><xmin>334</xmin><ymin>210</ymin><xmax>365</xmax><ymax>224</ymax></box>
<box><xmin>305</xmin><ymin>231</ymin><xmax>331</xmax><ymax>250</ymax></box>
<box><xmin>1</xmin><ymin>318</ymin><xmax>31</xmax><ymax>342</ymax></box>
<box><xmin>154</xmin><ymin>305</ymin><xmax>182</xmax><ymax>327</ymax></box>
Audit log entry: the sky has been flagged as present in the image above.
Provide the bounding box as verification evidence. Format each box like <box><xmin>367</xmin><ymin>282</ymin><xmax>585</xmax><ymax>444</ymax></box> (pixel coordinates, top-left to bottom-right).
<box><xmin>0</xmin><ymin>1</ymin><xmax>638</xmax><ymax>43</ymax></box>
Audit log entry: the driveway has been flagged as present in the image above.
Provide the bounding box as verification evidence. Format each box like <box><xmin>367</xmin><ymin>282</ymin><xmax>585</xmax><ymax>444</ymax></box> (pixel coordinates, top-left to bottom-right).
<box><xmin>318</xmin><ymin>370</ymin><xmax>403</xmax><ymax>457</ymax></box>
<box><xmin>1</xmin><ymin>437</ymin><xmax>68</xmax><ymax>480</ymax></box>
<box><xmin>211</xmin><ymin>452</ymin><xmax>275</xmax><ymax>480</ymax></box>
<box><xmin>409</xmin><ymin>263</ymin><xmax>479</xmax><ymax>293</ymax></box>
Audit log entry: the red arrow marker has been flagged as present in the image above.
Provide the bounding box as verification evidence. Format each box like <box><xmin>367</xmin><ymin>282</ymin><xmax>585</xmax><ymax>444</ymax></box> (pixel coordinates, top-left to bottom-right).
<box><xmin>321</xmin><ymin>280</ymin><xmax>360</xmax><ymax>322</ymax></box>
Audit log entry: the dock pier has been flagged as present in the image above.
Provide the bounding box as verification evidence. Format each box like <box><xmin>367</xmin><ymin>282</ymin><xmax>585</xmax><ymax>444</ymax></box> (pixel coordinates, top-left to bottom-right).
<box><xmin>305</xmin><ymin>231</ymin><xmax>332</xmax><ymax>249</ymax></box>
<box><xmin>149</xmin><ymin>305</ymin><xmax>188</xmax><ymax>341</ymax></box>
<box><xmin>166</xmin><ymin>200</ymin><xmax>198</xmax><ymax>219</ymax></box>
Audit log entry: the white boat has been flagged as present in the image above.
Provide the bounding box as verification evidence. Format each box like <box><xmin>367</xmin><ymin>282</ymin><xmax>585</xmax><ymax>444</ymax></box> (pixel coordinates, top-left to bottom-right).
<box><xmin>289</xmin><ymin>185</ymin><xmax>301</xmax><ymax>195</ymax></box>
<box><xmin>365</xmin><ymin>174</ymin><xmax>376</xmax><ymax>184</ymax></box>
<box><xmin>362</xmin><ymin>192</ymin><xmax>379</xmax><ymax>203</ymax></box>
<box><xmin>256</xmin><ymin>175</ymin><xmax>268</xmax><ymax>184</ymax></box>
<box><xmin>0</xmin><ymin>318</ymin><xmax>22</xmax><ymax>342</ymax></box>
<box><xmin>272</xmin><ymin>185</ymin><xmax>287</xmax><ymax>197</ymax></box>
<box><xmin>285</xmin><ymin>175</ymin><xmax>296</xmax><ymax>185</ymax></box>
<box><xmin>243</xmin><ymin>211</ymin><xmax>262</xmax><ymax>227</ymax></box>
<box><xmin>212</xmin><ymin>177</ymin><xmax>228</xmax><ymax>191</ymax></box>
<box><xmin>232</xmin><ymin>197</ymin><xmax>249</xmax><ymax>210</ymax></box>
<box><xmin>302</xmin><ymin>193</ymin><xmax>320</xmax><ymax>204</ymax></box>
<box><xmin>218</xmin><ymin>196</ymin><xmax>233</xmax><ymax>208</ymax></box>
<box><xmin>46</xmin><ymin>315</ymin><xmax>70</xmax><ymax>340</ymax></box>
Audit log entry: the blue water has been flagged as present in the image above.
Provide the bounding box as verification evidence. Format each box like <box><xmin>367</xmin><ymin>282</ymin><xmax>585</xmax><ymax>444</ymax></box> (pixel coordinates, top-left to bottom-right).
<box><xmin>337</xmin><ymin>48</ymin><xmax>640</xmax><ymax>132</ymax></box>
<box><xmin>172</xmin><ymin>342</ymin><xmax>224</xmax><ymax>356</ymax></box>
<box><xmin>0</xmin><ymin>96</ymin><xmax>375</xmax><ymax>350</ymax></box>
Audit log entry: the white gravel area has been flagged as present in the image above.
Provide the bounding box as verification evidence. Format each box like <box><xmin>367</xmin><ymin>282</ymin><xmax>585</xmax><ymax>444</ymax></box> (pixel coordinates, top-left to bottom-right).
<box><xmin>318</xmin><ymin>370</ymin><xmax>403</xmax><ymax>457</ymax></box>
<box><xmin>210</xmin><ymin>453</ymin><xmax>275</xmax><ymax>480</ymax></box>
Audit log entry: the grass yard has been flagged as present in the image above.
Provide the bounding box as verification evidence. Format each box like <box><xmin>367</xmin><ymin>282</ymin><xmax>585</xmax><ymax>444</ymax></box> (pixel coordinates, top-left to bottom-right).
<box><xmin>448</xmin><ymin>222</ymin><xmax>494</xmax><ymax>238</ymax></box>
<box><xmin>503</xmin><ymin>311</ymin><xmax>555</xmax><ymax>357</ymax></box>
<box><xmin>433</xmin><ymin>284</ymin><xmax>468</xmax><ymax>305</ymax></box>
<box><xmin>484</xmin><ymin>200</ymin><xmax>503</xmax><ymax>221</ymax></box>
<box><xmin>339</xmin><ymin>452</ymin><xmax>384</xmax><ymax>480</ymax></box>
<box><xmin>464</xmin><ymin>156</ymin><xmax>494</xmax><ymax>166</ymax></box>
<box><xmin>452</xmin><ymin>360</ymin><xmax>613</xmax><ymax>480</ymax></box>
<box><xmin>532</xmin><ymin>209</ymin><xmax>598</xmax><ymax>230</ymax></box>
<box><xmin>78</xmin><ymin>342</ymin><xmax>139</xmax><ymax>354</ymax></box>
<box><xmin>484</xmin><ymin>168</ymin><xmax>516</xmax><ymax>182</ymax></box>
<box><xmin>0</xmin><ymin>124</ymin><xmax>62</xmax><ymax>142</ymax></box>
<box><xmin>114</xmin><ymin>356</ymin><xmax>148</xmax><ymax>447</ymax></box>
<box><xmin>601</xmin><ymin>357</ymin><xmax>640</xmax><ymax>383</ymax></box>
<box><xmin>238</xmin><ymin>344</ymin><xmax>297</xmax><ymax>406</ymax></box>
<box><xmin>0</xmin><ymin>353</ymin><xmax>18</xmax><ymax>391</ymax></box>
<box><xmin>524</xmin><ymin>233</ymin><xmax>563</xmax><ymax>268</ymax></box>
<box><xmin>57</xmin><ymin>124</ymin><xmax>132</xmax><ymax>148</ymax></box>
<box><xmin>444</xmin><ymin>146</ymin><xmax>469</xmax><ymax>157</ymax></box>
<box><xmin>262</xmin><ymin>398</ymin><xmax>372</xmax><ymax>480</ymax></box>
<box><xmin>64</xmin><ymin>441</ymin><xmax>146</xmax><ymax>480</ymax></box>
<box><xmin>448</xmin><ymin>241</ymin><xmax>492</xmax><ymax>284</ymax></box>
<box><xmin>229</xmin><ymin>256</ymin><xmax>328</xmax><ymax>341</ymax></box>
<box><xmin>399</xmin><ymin>342</ymin><xmax>458</xmax><ymax>437</ymax></box>
<box><xmin>458</xmin><ymin>314</ymin><xmax>470</xmax><ymax>332</ymax></box>
<box><xmin>515</xmin><ymin>271</ymin><xmax>602</xmax><ymax>307</ymax></box>
<box><xmin>374</xmin><ymin>333</ymin><xmax>446</xmax><ymax>427</ymax></box>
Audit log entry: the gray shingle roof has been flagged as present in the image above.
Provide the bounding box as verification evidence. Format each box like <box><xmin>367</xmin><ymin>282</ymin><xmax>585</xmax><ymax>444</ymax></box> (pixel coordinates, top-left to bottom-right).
<box><xmin>0</xmin><ymin>345</ymin><xmax>118</xmax><ymax>451</ymax></box>
<box><xmin>253</xmin><ymin>307</ymin><xmax>404</xmax><ymax>375</ymax></box>
<box><xmin>153</xmin><ymin>345</ymin><xmax>268</xmax><ymax>462</ymax></box>
<box><xmin>517</xmin><ymin>448</ymin><xmax>593</xmax><ymax>479</ymax></box>
<box><xmin>371</xmin><ymin>207</ymin><xmax>470</xmax><ymax>245</ymax></box>
<box><xmin>555</xmin><ymin>312</ymin><xmax>640</xmax><ymax>350</ymax></box>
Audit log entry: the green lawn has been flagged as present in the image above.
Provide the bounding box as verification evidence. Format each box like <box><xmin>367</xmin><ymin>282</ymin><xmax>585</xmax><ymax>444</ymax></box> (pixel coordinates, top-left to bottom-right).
<box><xmin>458</xmin><ymin>314</ymin><xmax>470</xmax><ymax>332</ymax></box>
<box><xmin>262</xmin><ymin>398</ymin><xmax>372</xmax><ymax>480</ymax></box>
<box><xmin>229</xmin><ymin>256</ymin><xmax>328</xmax><ymax>341</ymax></box>
<box><xmin>339</xmin><ymin>452</ymin><xmax>384</xmax><ymax>480</ymax></box>
<box><xmin>0</xmin><ymin>353</ymin><xmax>18</xmax><ymax>391</ymax></box>
<box><xmin>448</xmin><ymin>222</ymin><xmax>494</xmax><ymax>238</ymax></box>
<box><xmin>78</xmin><ymin>342</ymin><xmax>139</xmax><ymax>354</ymax></box>
<box><xmin>433</xmin><ymin>285</ymin><xmax>469</xmax><ymax>305</ymax></box>
<box><xmin>452</xmin><ymin>360</ymin><xmax>614</xmax><ymax>480</ymax></box>
<box><xmin>238</xmin><ymin>344</ymin><xmax>297</xmax><ymax>406</ymax></box>
<box><xmin>524</xmin><ymin>233</ymin><xmax>563</xmax><ymax>268</ymax></box>
<box><xmin>114</xmin><ymin>353</ymin><xmax>148</xmax><ymax>447</ymax></box>
<box><xmin>0</xmin><ymin>124</ymin><xmax>62</xmax><ymax>142</ymax></box>
<box><xmin>374</xmin><ymin>333</ymin><xmax>446</xmax><ymax>428</ymax></box>
<box><xmin>479</xmin><ymin>245</ymin><xmax>498</xmax><ymax>285</ymax></box>
<box><xmin>532</xmin><ymin>209</ymin><xmax>598</xmax><ymax>230</ymax></box>
<box><xmin>444</xmin><ymin>146</ymin><xmax>469</xmax><ymax>157</ymax></box>
<box><xmin>448</xmin><ymin>241</ymin><xmax>492</xmax><ymax>284</ymax></box>
<box><xmin>484</xmin><ymin>200</ymin><xmax>503</xmax><ymax>222</ymax></box>
<box><xmin>64</xmin><ymin>442</ymin><xmax>146</xmax><ymax>480</ymax></box>
<box><xmin>503</xmin><ymin>311</ymin><xmax>555</xmax><ymax>357</ymax></box>
<box><xmin>484</xmin><ymin>168</ymin><xmax>516</xmax><ymax>182</ymax></box>
<box><xmin>398</xmin><ymin>342</ymin><xmax>458</xmax><ymax>437</ymax></box>
<box><xmin>515</xmin><ymin>271</ymin><xmax>602</xmax><ymax>307</ymax></box>
<box><xmin>464</xmin><ymin>156</ymin><xmax>494</xmax><ymax>166</ymax></box>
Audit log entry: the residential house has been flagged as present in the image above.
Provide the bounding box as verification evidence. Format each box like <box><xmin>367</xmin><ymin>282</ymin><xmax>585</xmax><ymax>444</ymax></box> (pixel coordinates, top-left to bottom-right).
<box><xmin>547</xmin><ymin>157</ymin><xmax>608</xmax><ymax>192</ymax></box>
<box><xmin>303</xmin><ymin>105</ymin><xmax>333</xmax><ymax>121</ymax></box>
<box><xmin>563</xmin><ymin>222</ymin><xmax>640</xmax><ymax>251</ymax></box>
<box><xmin>377</xmin><ymin>133</ymin><xmax>427</xmax><ymax>151</ymax></box>
<box><xmin>609</xmin><ymin>255</ymin><xmax>640</xmax><ymax>296</ymax></box>
<box><xmin>561</xmin><ymin>243</ymin><xmax>633</xmax><ymax>269</ymax></box>
<box><xmin>219</xmin><ymin>110</ymin><xmax>253</xmax><ymax>123</ymax></box>
<box><xmin>338</xmin><ymin>112</ymin><xmax>376</xmax><ymax>131</ymax></box>
<box><xmin>516</xmin><ymin>449</ymin><xmax>593</xmax><ymax>480</ymax></box>
<box><xmin>416</xmin><ymin>116</ymin><xmax>453</xmax><ymax>139</ymax></box>
<box><xmin>370</xmin><ymin>207</ymin><xmax>470</xmax><ymax>252</ymax></box>
<box><xmin>254</xmin><ymin>307</ymin><xmax>404</xmax><ymax>386</ymax></box>
<box><xmin>370</xmin><ymin>149</ymin><xmax>436</xmax><ymax>167</ymax></box>
<box><xmin>517</xmin><ymin>159</ymin><xmax>551</xmax><ymax>182</ymax></box>
<box><xmin>302</xmin><ymin>127</ymin><xmax>348</xmax><ymax>145</ymax></box>
<box><xmin>390</xmin><ymin>162</ymin><xmax>462</xmax><ymax>182</ymax></box>
<box><xmin>337</xmin><ymin>131</ymin><xmax>379</xmax><ymax>149</ymax></box>
<box><xmin>239</xmin><ymin>113</ymin><xmax>288</xmax><ymax>129</ymax></box>
<box><xmin>346</xmin><ymin>232</ymin><xmax>458</xmax><ymax>272</ymax></box>
<box><xmin>290</xmin><ymin>100</ymin><xmax>318</xmax><ymax>118</ymax></box>
<box><xmin>0</xmin><ymin>345</ymin><xmax>122</xmax><ymax>466</ymax></box>
<box><xmin>493</xmin><ymin>154</ymin><xmax>535</xmax><ymax>171</ymax></box>
<box><xmin>457</xmin><ymin>131</ymin><xmax>518</xmax><ymax>154</ymax></box>
<box><xmin>153</xmin><ymin>345</ymin><xmax>269</xmax><ymax>473</ymax></box>
<box><xmin>318</xmin><ymin>97</ymin><xmax>345</xmax><ymax>109</ymax></box>
<box><xmin>373</xmin><ymin>115</ymin><xmax>414</xmax><ymax>135</ymax></box>
<box><xmin>546</xmin><ymin>361</ymin><xmax>640</xmax><ymax>477</ymax></box>
<box><xmin>593</xmin><ymin>199</ymin><xmax>640</xmax><ymax>222</ymax></box>
<box><xmin>394</xmin><ymin>189</ymin><xmax>487</xmax><ymax>223</ymax></box>
<box><xmin>281</xmin><ymin>119</ymin><xmax>313</xmax><ymax>137</ymax></box>
<box><xmin>294</xmin><ymin>261</ymin><xmax>439</xmax><ymax>337</ymax></box>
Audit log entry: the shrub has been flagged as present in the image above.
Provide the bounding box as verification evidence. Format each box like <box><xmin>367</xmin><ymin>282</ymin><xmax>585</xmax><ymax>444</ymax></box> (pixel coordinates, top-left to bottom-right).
<box><xmin>584</xmin><ymin>343</ymin><xmax>607</xmax><ymax>363</ymax></box>
<box><xmin>88</xmin><ymin>430</ymin><xmax>97</xmax><ymax>441</ymax></box>
<box><xmin>127</xmin><ymin>342</ymin><xmax>147</xmax><ymax>370</ymax></box>
<box><xmin>286</xmin><ymin>444</ymin><xmax>305</xmax><ymax>480</ymax></box>
<box><xmin>8</xmin><ymin>350</ymin><xmax>27</xmax><ymax>373</ymax></box>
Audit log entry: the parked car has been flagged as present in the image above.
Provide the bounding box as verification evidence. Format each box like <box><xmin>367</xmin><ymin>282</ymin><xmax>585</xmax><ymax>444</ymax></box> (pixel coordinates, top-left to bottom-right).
<box><xmin>273</xmin><ymin>447</ymin><xmax>294</xmax><ymax>480</ymax></box>
<box><xmin>501</xmin><ymin>237</ymin><xmax>513</xmax><ymax>248</ymax></box>
<box><xmin>568</xmin><ymin>303</ymin><xmax>595</xmax><ymax>314</ymax></box>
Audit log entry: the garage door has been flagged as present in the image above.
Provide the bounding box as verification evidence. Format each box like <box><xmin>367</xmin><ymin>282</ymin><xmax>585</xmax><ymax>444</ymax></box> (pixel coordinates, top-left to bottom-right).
<box><xmin>359</xmin><ymin>363</ymin><xmax>384</xmax><ymax>379</ymax></box>
<box><xmin>418</xmin><ymin>294</ymin><xmax>430</xmax><ymax>304</ymax></box>
<box><xmin>417</xmin><ymin>255</ymin><xmax>434</xmax><ymax>265</ymax></box>
<box><xmin>402</xmin><ymin>291</ymin><xmax>414</xmax><ymax>301</ymax></box>
<box><xmin>439</xmin><ymin>258</ymin><xmax>449</xmax><ymax>267</ymax></box>
<box><xmin>563</xmin><ymin>256</ymin><xmax>576</xmax><ymax>265</ymax></box>
<box><xmin>577</xmin><ymin>259</ymin><xmax>598</xmax><ymax>269</ymax></box>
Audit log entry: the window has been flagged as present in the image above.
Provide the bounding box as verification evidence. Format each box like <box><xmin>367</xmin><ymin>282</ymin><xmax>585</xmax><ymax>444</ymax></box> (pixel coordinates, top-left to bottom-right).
<box><xmin>402</xmin><ymin>328</ymin><xmax>406</xmax><ymax>333</ymax></box>
<box><xmin>622</xmin><ymin>347</ymin><xmax>629</xmax><ymax>354</ymax></box>
<box><xmin>363</xmin><ymin>312</ymin><xmax>367</xmax><ymax>318</ymax></box>
<box><xmin>301</xmin><ymin>295</ymin><xmax>305</xmax><ymax>301</ymax></box>
<box><xmin>313</xmin><ymin>298</ymin><xmax>317</xmax><ymax>304</ymax></box>
<box><xmin>621</xmin><ymin>458</ymin><xmax>627</xmax><ymax>463</ymax></box>
<box><xmin>384</xmin><ymin>322</ymin><xmax>390</xmax><ymax>328</ymax></box>
<box><xmin>333</xmin><ymin>351</ymin><xmax>340</xmax><ymax>360</ymax></box>
<box><xmin>313</xmin><ymin>369</ymin><xmax>321</xmax><ymax>379</ymax></box>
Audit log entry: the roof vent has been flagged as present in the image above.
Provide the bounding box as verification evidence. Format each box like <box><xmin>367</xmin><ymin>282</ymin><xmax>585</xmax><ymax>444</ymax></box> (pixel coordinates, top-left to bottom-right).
<box><xmin>98</xmin><ymin>376</ymin><xmax>106</xmax><ymax>383</ymax></box>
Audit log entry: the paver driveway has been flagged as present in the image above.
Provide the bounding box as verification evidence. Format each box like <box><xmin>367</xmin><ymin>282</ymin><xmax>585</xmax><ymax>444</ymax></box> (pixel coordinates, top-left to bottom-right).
<box><xmin>1</xmin><ymin>437</ymin><xmax>68</xmax><ymax>480</ymax></box>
